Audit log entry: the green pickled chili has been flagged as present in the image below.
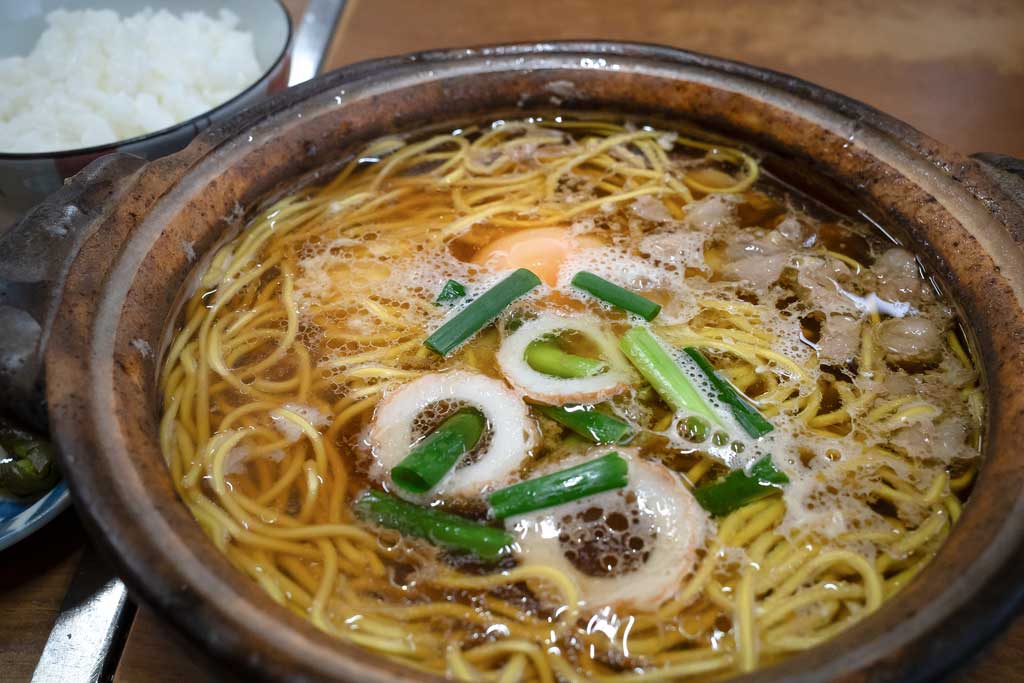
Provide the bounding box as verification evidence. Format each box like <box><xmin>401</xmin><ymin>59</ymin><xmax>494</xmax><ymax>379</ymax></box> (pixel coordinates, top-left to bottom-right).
<box><xmin>488</xmin><ymin>452</ymin><xmax>629</xmax><ymax>519</ymax></box>
<box><xmin>571</xmin><ymin>271</ymin><xmax>662</xmax><ymax>321</ymax></box>
<box><xmin>693</xmin><ymin>456</ymin><xmax>790</xmax><ymax>517</ymax></box>
<box><xmin>391</xmin><ymin>409</ymin><xmax>486</xmax><ymax>494</ymax></box>
<box><xmin>683</xmin><ymin>346</ymin><xmax>774</xmax><ymax>438</ymax></box>
<box><xmin>435</xmin><ymin>279</ymin><xmax>466</xmax><ymax>304</ymax></box>
<box><xmin>619</xmin><ymin>327</ymin><xmax>722</xmax><ymax>427</ymax></box>
<box><xmin>354</xmin><ymin>490</ymin><xmax>513</xmax><ymax>561</ymax></box>
<box><xmin>0</xmin><ymin>427</ymin><xmax>59</xmax><ymax>498</ymax></box>
<box><xmin>536</xmin><ymin>404</ymin><xmax>632</xmax><ymax>444</ymax></box>
<box><xmin>525</xmin><ymin>340</ymin><xmax>608</xmax><ymax>379</ymax></box>
<box><xmin>424</xmin><ymin>269</ymin><xmax>541</xmax><ymax>356</ymax></box>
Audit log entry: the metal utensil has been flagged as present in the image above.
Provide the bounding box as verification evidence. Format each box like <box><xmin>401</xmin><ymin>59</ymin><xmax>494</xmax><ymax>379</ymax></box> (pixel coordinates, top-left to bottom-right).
<box><xmin>288</xmin><ymin>0</ymin><xmax>347</xmax><ymax>86</ymax></box>
<box><xmin>30</xmin><ymin>545</ymin><xmax>134</xmax><ymax>683</ymax></box>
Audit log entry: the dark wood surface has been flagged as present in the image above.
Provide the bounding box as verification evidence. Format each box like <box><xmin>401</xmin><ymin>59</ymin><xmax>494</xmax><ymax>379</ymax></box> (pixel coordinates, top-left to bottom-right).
<box><xmin>0</xmin><ymin>512</ymin><xmax>84</xmax><ymax>682</ymax></box>
<box><xmin>326</xmin><ymin>0</ymin><xmax>1024</xmax><ymax>158</ymax></box>
<box><xmin>2</xmin><ymin>1</ymin><xmax>1021</xmax><ymax>681</ymax></box>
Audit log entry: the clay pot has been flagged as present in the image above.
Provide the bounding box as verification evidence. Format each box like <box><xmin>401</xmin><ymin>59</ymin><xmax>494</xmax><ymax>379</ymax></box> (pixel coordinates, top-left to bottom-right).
<box><xmin>3</xmin><ymin>43</ymin><xmax>1023</xmax><ymax>682</ymax></box>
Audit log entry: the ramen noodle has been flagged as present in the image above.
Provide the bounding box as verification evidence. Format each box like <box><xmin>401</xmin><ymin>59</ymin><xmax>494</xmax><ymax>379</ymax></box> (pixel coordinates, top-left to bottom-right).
<box><xmin>160</xmin><ymin>116</ymin><xmax>982</xmax><ymax>680</ymax></box>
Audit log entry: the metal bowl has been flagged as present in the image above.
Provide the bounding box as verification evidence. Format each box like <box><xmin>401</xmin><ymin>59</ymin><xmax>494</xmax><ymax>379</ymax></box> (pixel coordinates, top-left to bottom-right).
<box><xmin>4</xmin><ymin>43</ymin><xmax>1023</xmax><ymax>682</ymax></box>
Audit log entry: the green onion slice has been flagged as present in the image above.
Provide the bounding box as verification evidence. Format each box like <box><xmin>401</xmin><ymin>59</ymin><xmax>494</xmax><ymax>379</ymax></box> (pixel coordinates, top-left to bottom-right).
<box><xmin>525</xmin><ymin>340</ymin><xmax>607</xmax><ymax>379</ymax></box>
<box><xmin>693</xmin><ymin>456</ymin><xmax>789</xmax><ymax>517</ymax></box>
<box><xmin>619</xmin><ymin>327</ymin><xmax>721</xmax><ymax>427</ymax></box>
<box><xmin>683</xmin><ymin>347</ymin><xmax>773</xmax><ymax>438</ymax></box>
<box><xmin>435</xmin><ymin>279</ymin><xmax>467</xmax><ymax>304</ymax></box>
<box><xmin>354</xmin><ymin>490</ymin><xmax>512</xmax><ymax>561</ymax></box>
<box><xmin>571</xmin><ymin>271</ymin><xmax>661</xmax><ymax>321</ymax></box>
<box><xmin>425</xmin><ymin>268</ymin><xmax>541</xmax><ymax>356</ymax></box>
<box><xmin>488</xmin><ymin>452</ymin><xmax>629</xmax><ymax>519</ymax></box>
<box><xmin>535</xmin><ymin>404</ymin><xmax>632</xmax><ymax>444</ymax></box>
<box><xmin>390</xmin><ymin>409</ymin><xmax>486</xmax><ymax>493</ymax></box>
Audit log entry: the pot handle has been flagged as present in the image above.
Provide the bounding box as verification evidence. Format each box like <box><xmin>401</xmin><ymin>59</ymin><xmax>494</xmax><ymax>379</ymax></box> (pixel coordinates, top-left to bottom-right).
<box><xmin>0</xmin><ymin>153</ymin><xmax>147</xmax><ymax>430</ymax></box>
<box><xmin>970</xmin><ymin>152</ymin><xmax>1024</xmax><ymax>207</ymax></box>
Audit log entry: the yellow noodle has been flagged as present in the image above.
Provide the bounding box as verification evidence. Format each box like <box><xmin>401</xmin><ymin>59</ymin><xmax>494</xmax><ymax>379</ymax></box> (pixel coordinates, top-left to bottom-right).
<box><xmin>158</xmin><ymin>115</ymin><xmax>980</xmax><ymax>682</ymax></box>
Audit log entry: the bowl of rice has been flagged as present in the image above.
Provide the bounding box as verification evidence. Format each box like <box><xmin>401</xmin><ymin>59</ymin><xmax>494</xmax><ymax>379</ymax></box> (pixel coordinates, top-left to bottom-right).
<box><xmin>0</xmin><ymin>0</ymin><xmax>292</xmax><ymax>226</ymax></box>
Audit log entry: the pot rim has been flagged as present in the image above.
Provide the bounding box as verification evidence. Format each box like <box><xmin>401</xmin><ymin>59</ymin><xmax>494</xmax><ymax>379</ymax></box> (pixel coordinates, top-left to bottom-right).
<box><xmin>43</xmin><ymin>41</ymin><xmax>1024</xmax><ymax>683</ymax></box>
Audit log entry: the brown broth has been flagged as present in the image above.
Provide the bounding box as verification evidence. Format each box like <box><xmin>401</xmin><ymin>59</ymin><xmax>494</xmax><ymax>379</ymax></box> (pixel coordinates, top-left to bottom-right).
<box><xmin>162</xmin><ymin>115</ymin><xmax>983</xmax><ymax>680</ymax></box>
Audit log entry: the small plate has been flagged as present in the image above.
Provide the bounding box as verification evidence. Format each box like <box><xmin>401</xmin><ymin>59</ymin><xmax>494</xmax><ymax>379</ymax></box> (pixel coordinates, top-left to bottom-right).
<box><xmin>0</xmin><ymin>481</ymin><xmax>70</xmax><ymax>551</ymax></box>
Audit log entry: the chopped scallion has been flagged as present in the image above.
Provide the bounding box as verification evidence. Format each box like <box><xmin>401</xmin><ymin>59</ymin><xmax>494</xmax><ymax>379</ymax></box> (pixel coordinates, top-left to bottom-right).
<box><xmin>488</xmin><ymin>452</ymin><xmax>629</xmax><ymax>519</ymax></box>
<box><xmin>435</xmin><ymin>279</ymin><xmax>466</xmax><ymax>304</ymax></box>
<box><xmin>693</xmin><ymin>456</ymin><xmax>789</xmax><ymax>517</ymax></box>
<box><xmin>535</xmin><ymin>404</ymin><xmax>632</xmax><ymax>444</ymax></box>
<box><xmin>525</xmin><ymin>340</ymin><xmax>607</xmax><ymax>378</ymax></box>
<box><xmin>571</xmin><ymin>271</ymin><xmax>661</xmax><ymax>321</ymax></box>
<box><xmin>424</xmin><ymin>269</ymin><xmax>541</xmax><ymax>356</ymax></box>
<box><xmin>683</xmin><ymin>347</ymin><xmax>774</xmax><ymax>438</ymax></box>
<box><xmin>354</xmin><ymin>490</ymin><xmax>512</xmax><ymax>561</ymax></box>
<box><xmin>391</xmin><ymin>409</ymin><xmax>486</xmax><ymax>493</ymax></box>
<box><xmin>618</xmin><ymin>327</ymin><xmax>721</xmax><ymax>427</ymax></box>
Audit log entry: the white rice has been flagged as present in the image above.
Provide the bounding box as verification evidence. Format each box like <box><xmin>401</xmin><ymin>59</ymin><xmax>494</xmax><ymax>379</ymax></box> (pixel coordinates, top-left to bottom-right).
<box><xmin>0</xmin><ymin>8</ymin><xmax>261</xmax><ymax>154</ymax></box>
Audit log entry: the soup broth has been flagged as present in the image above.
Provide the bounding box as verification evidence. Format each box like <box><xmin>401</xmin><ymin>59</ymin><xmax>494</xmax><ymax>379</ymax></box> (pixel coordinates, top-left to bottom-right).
<box><xmin>161</xmin><ymin>116</ymin><xmax>983</xmax><ymax>680</ymax></box>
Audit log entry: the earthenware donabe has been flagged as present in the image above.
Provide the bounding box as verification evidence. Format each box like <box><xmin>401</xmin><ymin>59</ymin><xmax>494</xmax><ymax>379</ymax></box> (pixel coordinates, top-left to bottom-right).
<box><xmin>6</xmin><ymin>43</ymin><xmax>1024</xmax><ymax>682</ymax></box>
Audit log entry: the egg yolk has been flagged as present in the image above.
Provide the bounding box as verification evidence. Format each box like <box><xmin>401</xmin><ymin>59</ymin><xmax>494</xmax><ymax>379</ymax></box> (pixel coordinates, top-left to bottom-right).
<box><xmin>474</xmin><ymin>227</ymin><xmax>599</xmax><ymax>286</ymax></box>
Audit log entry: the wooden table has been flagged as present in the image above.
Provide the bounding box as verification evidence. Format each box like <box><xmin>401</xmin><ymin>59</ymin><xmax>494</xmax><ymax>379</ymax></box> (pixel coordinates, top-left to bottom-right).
<box><xmin>2</xmin><ymin>1</ymin><xmax>1023</xmax><ymax>681</ymax></box>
